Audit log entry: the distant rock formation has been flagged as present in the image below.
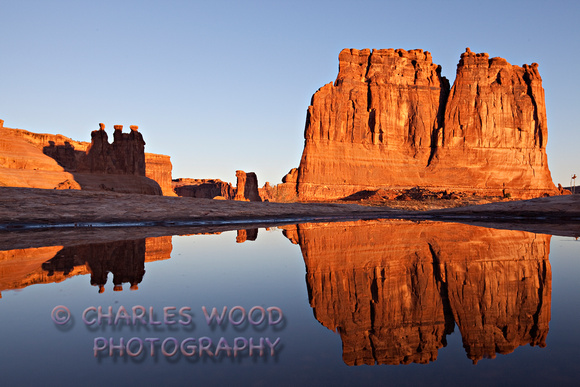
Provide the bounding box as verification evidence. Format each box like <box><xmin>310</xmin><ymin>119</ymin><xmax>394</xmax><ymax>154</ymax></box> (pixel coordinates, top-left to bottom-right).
<box><xmin>234</xmin><ymin>170</ymin><xmax>262</xmax><ymax>202</ymax></box>
<box><xmin>0</xmin><ymin>122</ymin><xmax>173</xmax><ymax>195</ymax></box>
<box><xmin>283</xmin><ymin>220</ymin><xmax>551</xmax><ymax>365</ymax></box>
<box><xmin>172</xmin><ymin>178</ymin><xmax>235</xmax><ymax>199</ymax></box>
<box><xmin>258</xmin><ymin>181</ymin><xmax>275</xmax><ymax>202</ymax></box>
<box><xmin>290</xmin><ymin>48</ymin><xmax>558</xmax><ymax>200</ymax></box>
<box><xmin>172</xmin><ymin>172</ymin><xmax>263</xmax><ymax>202</ymax></box>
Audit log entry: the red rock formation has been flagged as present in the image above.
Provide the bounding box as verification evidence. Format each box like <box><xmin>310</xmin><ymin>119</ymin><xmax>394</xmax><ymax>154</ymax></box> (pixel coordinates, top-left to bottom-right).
<box><xmin>276</xmin><ymin>168</ymin><xmax>300</xmax><ymax>201</ymax></box>
<box><xmin>80</xmin><ymin>124</ymin><xmax>146</xmax><ymax>175</ymax></box>
<box><xmin>283</xmin><ymin>220</ymin><xmax>551</xmax><ymax>365</ymax></box>
<box><xmin>172</xmin><ymin>178</ymin><xmax>234</xmax><ymax>199</ymax></box>
<box><xmin>258</xmin><ymin>182</ymin><xmax>276</xmax><ymax>202</ymax></box>
<box><xmin>79</xmin><ymin>124</ymin><xmax>112</xmax><ymax>173</ymax></box>
<box><xmin>145</xmin><ymin>153</ymin><xmax>177</xmax><ymax>196</ymax></box>
<box><xmin>428</xmin><ymin>48</ymin><xmax>555</xmax><ymax>198</ymax></box>
<box><xmin>291</xmin><ymin>48</ymin><xmax>558</xmax><ymax>200</ymax></box>
<box><xmin>234</xmin><ymin>170</ymin><xmax>262</xmax><ymax>202</ymax></box>
<box><xmin>0</xmin><ymin>122</ymin><xmax>173</xmax><ymax>195</ymax></box>
<box><xmin>0</xmin><ymin>126</ymin><xmax>82</xmax><ymax>190</ymax></box>
<box><xmin>112</xmin><ymin>125</ymin><xmax>146</xmax><ymax>175</ymax></box>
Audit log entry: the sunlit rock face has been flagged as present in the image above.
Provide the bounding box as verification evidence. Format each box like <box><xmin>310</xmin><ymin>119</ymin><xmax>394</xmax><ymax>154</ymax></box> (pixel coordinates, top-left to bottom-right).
<box><xmin>283</xmin><ymin>220</ymin><xmax>552</xmax><ymax>365</ymax></box>
<box><xmin>430</xmin><ymin>49</ymin><xmax>554</xmax><ymax>198</ymax></box>
<box><xmin>0</xmin><ymin>123</ymin><xmax>82</xmax><ymax>190</ymax></box>
<box><xmin>293</xmin><ymin>48</ymin><xmax>557</xmax><ymax>200</ymax></box>
<box><xmin>145</xmin><ymin>153</ymin><xmax>177</xmax><ymax>196</ymax></box>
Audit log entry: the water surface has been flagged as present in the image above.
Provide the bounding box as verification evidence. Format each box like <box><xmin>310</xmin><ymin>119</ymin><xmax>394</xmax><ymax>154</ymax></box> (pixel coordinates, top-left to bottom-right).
<box><xmin>0</xmin><ymin>220</ymin><xmax>578</xmax><ymax>386</ymax></box>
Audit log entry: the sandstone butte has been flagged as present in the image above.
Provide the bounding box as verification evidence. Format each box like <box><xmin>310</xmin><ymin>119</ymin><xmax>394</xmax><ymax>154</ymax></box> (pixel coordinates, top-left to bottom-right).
<box><xmin>0</xmin><ymin>120</ymin><xmax>176</xmax><ymax>196</ymax></box>
<box><xmin>282</xmin><ymin>48</ymin><xmax>560</xmax><ymax>200</ymax></box>
<box><xmin>282</xmin><ymin>220</ymin><xmax>551</xmax><ymax>365</ymax></box>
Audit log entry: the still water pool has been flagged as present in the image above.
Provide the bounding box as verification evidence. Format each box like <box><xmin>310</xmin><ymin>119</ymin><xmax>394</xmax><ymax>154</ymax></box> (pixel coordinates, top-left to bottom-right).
<box><xmin>0</xmin><ymin>220</ymin><xmax>578</xmax><ymax>386</ymax></box>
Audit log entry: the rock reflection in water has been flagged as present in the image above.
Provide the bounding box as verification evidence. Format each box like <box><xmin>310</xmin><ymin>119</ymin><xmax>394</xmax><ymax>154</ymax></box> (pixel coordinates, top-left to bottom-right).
<box><xmin>0</xmin><ymin>246</ymin><xmax>65</xmax><ymax>297</ymax></box>
<box><xmin>0</xmin><ymin>236</ymin><xmax>172</xmax><ymax>296</ymax></box>
<box><xmin>282</xmin><ymin>220</ymin><xmax>552</xmax><ymax>365</ymax></box>
<box><xmin>42</xmin><ymin>240</ymin><xmax>147</xmax><ymax>293</ymax></box>
<box><xmin>42</xmin><ymin>236</ymin><xmax>173</xmax><ymax>292</ymax></box>
<box><xmin>236</xmin><ymin>229</ymin><xmax>259</xmax><ymax>243</ymax></box>
<box><xmin>0</xmin><ymin>228</ymin><xmax>263</xmax><ymax>296</ymax></box>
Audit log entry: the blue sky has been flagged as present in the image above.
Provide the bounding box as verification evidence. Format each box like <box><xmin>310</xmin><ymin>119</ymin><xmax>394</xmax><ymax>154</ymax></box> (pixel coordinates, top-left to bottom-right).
<box><xmin>2</xmin><ymin>0</ymin><xmax>579</xmax><ymax>186</ymax></box>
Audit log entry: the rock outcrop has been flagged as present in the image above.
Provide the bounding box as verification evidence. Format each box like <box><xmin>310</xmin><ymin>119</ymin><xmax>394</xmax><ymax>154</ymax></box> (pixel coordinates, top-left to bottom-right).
<box><xmin>291</xmin><ymin>48</ymin><xmax>558</xmax><ymax>200</ymax></box>
<box><xmin>0</xmin><ymin>124</ymin><xmax>82</xmax><ymax>190</ymax></box>
<box><xmin>277</xmin><ymin>168</ymin><xmax>300</xmax><ymax>201</ymax></box>
<box><xmin>173</xmin><ymin>172</ymin><xmax>263</xmax><ymax>201</ymax></box>
<box><xmin>0</xmin><ymin>122</ymin><xmax>173</xmax><ymax>195</ymax></box>
<box><xmin>79</xmin><ymin>124</ymin><xmax>146</xmax><ymax>175</ymax></box>
<box><xmin>145</xmin><ymin>153</ymin><xmax>177</xmax><ymax>196</ymax></box>
<box><xmin>172</xmin><ymin>178</ymin><xmax>235</xmax><ymax>199</ymax></box>
<box><xmin>283</xmin><ymin>220</ymin><xmax>551</xmax><ymax>365</ymax></box>
<box><xmin>234</xmin><ymin>170</ymin><xmax>262</xmax><ymax>202</ymax></box>
<box><xmin>258</xmin><ymin>182</ymin><xmax>275</xmax><ymax>202</ymax></box>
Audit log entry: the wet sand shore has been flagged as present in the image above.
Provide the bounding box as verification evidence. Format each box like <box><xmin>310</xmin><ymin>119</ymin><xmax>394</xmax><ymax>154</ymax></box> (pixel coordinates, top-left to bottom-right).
<box><xmin>0</xmin><ymin>187</ymin><xmax>400</xmax><ymax>227</ymax></box>
<box><xmin>1</xmin><ymin>187</ymin><xmax>579</xmax><ymax>248</ymax></box>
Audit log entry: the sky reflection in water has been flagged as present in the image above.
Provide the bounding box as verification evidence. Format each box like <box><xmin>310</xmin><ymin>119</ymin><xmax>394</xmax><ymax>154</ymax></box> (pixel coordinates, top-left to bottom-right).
<box><xmin>0</xmin><ymin>220</ymin><xmax>578</xmax><ymax>386</ymax></box>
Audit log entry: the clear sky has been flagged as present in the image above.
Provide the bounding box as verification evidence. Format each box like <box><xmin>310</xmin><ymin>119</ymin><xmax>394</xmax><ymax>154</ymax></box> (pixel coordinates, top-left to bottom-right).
<box><xmin>2</xmin><ymin>0</ymin><xmax>579</xmax><ymax>187</ymax></box>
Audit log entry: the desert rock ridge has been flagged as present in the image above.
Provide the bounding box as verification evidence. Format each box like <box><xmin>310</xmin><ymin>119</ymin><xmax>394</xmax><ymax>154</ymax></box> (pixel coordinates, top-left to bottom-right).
<box><xmin>0</xmin><ymin>120</ymin><xmax>175</xmax><ymax>195</ymax></box>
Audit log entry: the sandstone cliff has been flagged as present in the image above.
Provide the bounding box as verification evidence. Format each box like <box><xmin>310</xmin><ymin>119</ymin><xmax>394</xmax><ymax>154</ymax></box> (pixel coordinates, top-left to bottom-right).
<box><xmin>291</xmin><ymin>48</ymin><xmax>558</xmax><ymax>200</ymax></box>
<box><xmin>283</xmin><ymin>220</ymin><xmax>551</xmax><ymax>365</ymax></box>
<box><xmin>146</xmin><ymin>153</ymin><xmax>177</xmax><ymax>196</ymax></box>
<box><xmin>0</xmin><ymin>121</ymin><xmax>173</xmax><ymax>195</ymax></box>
